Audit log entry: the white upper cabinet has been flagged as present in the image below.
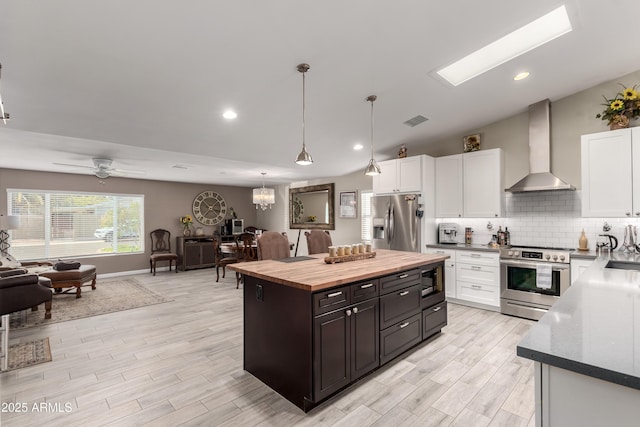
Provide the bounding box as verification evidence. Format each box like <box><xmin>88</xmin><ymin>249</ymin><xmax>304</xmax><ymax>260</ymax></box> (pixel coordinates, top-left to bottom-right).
<box><xmin>373</xmin><ymin>156</ymin><xmax>423</xmax><ymax>194</ymax></box>
<box><xmin>435</xmin><ymin>149</ymin><xmax>504</xmax><ymax>218</ymax></box>
<box><xmin>581</xmin><ymin>128</ymin><xmax>640</xmax><ymax>217</ymax></box>
<box><xmin>435</xmin><ymin>154</ymin><xmax>463</xmax><ymax>217</ymax></box>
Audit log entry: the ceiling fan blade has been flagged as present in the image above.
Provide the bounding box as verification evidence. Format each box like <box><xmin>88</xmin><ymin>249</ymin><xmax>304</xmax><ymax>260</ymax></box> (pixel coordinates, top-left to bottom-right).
<box><xmin>110</xmin><ymin>168</ymin><xmax>146</xmax><ymax>175</ymax></box>
<box><xmin>53</xmin><ymin>162</ymin><xmax>95</xmax><ymax>170</ymax></box>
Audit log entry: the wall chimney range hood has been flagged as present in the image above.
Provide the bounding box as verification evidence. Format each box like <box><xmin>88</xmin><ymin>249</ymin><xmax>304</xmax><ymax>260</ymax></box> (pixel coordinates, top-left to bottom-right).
<box><xmin>505</xmin><ymin>99</ymin><xmax>575</xmax><ymax>192</ymax></box>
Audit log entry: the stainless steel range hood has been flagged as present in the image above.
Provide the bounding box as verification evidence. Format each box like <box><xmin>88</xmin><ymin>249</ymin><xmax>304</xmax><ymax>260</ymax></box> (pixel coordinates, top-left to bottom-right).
<box><xmin>505</xmin><ymin>99</ymin><xmax>575</xmax><ymax>192</ymax></box>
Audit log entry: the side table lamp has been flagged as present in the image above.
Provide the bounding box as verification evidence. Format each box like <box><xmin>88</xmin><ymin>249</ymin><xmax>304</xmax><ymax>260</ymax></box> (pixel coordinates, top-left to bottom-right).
<box><xmin>0</xmin><ymin>214</ymin><xmax>19</xmax><ymax>257</ymax></box>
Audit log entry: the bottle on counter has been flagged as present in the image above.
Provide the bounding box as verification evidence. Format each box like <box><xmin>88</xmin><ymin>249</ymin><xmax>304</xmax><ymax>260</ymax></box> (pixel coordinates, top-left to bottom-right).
<box><xmin>504</xmin><ymin>227</ymin><xmax>511</xmax><ymax>246</ymax></box>
<box><xmin>497</xmin><ymin>226</ymin><xmax>505</xmax><ymax>246</ymax></box>
<box><xmin>579</xmin><ymin>229</ymin><xmax>588</xmax><ymax>250</ymax></box>
<box><xmin>465</xmin><ymin>227</ymin><xmax>473</xmax><ymax>245</ymax></box>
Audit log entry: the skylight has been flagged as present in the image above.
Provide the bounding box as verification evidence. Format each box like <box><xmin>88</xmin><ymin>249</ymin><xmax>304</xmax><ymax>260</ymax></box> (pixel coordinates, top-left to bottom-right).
<box><xmin>437</xmin><ymin>5</ymin><xmax>572</xmax><ymax>86</ymax></box>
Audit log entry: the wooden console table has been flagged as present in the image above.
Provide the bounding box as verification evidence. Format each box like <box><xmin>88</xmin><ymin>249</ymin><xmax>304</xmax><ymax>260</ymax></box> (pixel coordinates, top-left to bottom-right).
<box><xmin>176</xmin><ymin>236</ymin><xmax>216</xmax><ymax>271</ymax></box>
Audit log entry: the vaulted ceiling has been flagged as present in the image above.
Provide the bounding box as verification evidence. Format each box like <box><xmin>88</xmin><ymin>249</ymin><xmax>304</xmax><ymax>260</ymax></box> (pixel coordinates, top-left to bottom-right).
<box><xmin>1</xmin><ymin>0</ymin><xmax>639</xmax><ymax>187</ymax></box>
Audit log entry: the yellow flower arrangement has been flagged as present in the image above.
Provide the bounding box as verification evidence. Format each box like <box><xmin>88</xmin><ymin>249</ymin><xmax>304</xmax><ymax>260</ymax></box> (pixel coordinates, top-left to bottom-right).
<box><xmin>596</xmin><ymin>84</ymin><xmax>640</xmax><ymax>128</ymax></box>
<box><xmin>179</xmin><ymin>215</ymin><xmax>193</xmax><ymax>230</ymax></box>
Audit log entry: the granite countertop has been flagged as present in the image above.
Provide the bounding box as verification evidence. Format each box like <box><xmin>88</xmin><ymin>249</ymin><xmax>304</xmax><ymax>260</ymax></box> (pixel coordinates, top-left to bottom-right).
<box><xmin>426</xmin><ymin>243</ymin><xmax>500</xmax><ymax>252</ymax></box>
<box><xmin>517</xmin><ymin>252</ymin><xmax>640</xmax><ymax>390</ymax></box>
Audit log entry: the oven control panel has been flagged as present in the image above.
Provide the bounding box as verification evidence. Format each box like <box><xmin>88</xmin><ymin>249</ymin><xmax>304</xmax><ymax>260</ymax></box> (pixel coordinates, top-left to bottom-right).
<box><xmin>500</xmin><ymin>247</ymin><xmax>570</xmax><ymax>264</ymax></box>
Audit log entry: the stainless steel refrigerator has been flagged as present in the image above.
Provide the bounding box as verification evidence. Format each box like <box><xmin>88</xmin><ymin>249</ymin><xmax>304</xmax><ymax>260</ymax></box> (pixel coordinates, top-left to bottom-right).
<box><xmin>371</xmin><ymin>194</ymin><xmax>422</xmax><ymax>252</ymax></box>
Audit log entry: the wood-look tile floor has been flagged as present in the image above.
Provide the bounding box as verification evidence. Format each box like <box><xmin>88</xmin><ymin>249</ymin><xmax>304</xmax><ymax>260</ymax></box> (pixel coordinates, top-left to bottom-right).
<box><xmin>0</xmin><ymin>269</ymin><xmax>536</xmax><ymax>426</ymax></box>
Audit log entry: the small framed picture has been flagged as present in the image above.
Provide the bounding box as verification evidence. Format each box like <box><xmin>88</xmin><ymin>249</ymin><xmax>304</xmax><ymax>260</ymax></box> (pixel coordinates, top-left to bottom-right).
<box><xmin>463</xmin><ymin>133</ymin><xmax>480</xmax><ymax>152</ymax></box>
<box><xmin>339</xmin><ymin>191</ymin><xmax>357</xmax><ymax>219</ymax></box>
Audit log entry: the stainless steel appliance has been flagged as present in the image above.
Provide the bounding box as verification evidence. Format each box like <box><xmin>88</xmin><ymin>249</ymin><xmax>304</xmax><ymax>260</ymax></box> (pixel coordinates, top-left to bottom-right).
<box><xmin>500</xmin><ymin>245</ymin><xmax>571</xmax><ymax>320</ymax></box>
<box><xmin>371</xmin><ymin>194</ymin><xmax>421</xmax><ymax>252</ymax></box>
<box><xmin>438</xmin><ymin>223</ymin><xmax>458</xmax><ymax>244</ymax></box>
<box><xmin>223</xmin><ymin>218</ymin><xmax>244</xmax><ymax>235</ymax></box>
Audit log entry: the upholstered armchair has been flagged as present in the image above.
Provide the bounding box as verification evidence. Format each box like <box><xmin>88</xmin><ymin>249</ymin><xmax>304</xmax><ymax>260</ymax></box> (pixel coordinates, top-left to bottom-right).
<box><xmin>0</xmin><ymin>269</ymin><xmax>53</xmax><ymax>371</ymax></box>
<box><xmin>256</xmin><ymin>231</ymin><xmax>291</xmax><ymax>260</ymax></box>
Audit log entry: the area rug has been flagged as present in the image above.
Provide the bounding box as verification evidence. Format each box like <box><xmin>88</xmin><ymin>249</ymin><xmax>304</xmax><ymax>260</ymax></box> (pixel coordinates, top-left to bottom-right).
<box><xmin>10</xmin><ymin>278</ymin><xmax>172</xmax><ymax>330</ymax></box>
<box><xmin>5</xmin><ymin>338</ymin><xmax>52</xmax><ymax>371</ymax></box>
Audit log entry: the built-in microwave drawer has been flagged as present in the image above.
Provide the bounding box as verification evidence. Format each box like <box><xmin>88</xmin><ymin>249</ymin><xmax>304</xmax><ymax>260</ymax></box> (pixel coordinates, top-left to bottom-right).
<box><xmin>379</xmin><ymin>284</ymin><xmax>421</xmax><ymax>329</ymax></box>
<box><xmin>380</xmin><ymin>313</ymin><xmax>422</xmax><ymax>365</ymax></box>
<box><xmin>423</xmin><ymin>301</ymin><xmax>447</xmax><ymax>340</ymax></box>
<box><xmin>350</xmin><ymin>279</ymin><xmax>379</xmax><ymax>303</ymax></box>
<box><xmin>380</xmin><ymin>269</ymin><xmax>421</xmax><ymax>295</ymax></box>
<box><xmin>313</xmin><ymin>286</ymin><xmax>350</xmax><ymax>316</ymax></box>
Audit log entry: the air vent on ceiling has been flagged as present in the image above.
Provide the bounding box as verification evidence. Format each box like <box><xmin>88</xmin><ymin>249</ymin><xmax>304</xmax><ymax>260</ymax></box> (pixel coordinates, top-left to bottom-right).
<box><xmin>403</xmin><ymin>115</ymin><xmax>429</xmax><ymax>127</ymax></box>
<box><xmin>171</xmin><ymin>164</ymin><xmax>189</xmax><ymax>169</ymax></box>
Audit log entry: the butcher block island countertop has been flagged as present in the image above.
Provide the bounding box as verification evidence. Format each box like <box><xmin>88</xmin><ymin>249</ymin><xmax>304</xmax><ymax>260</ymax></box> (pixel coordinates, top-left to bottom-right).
<box><xmin>228</xmin><ymin>248</ymin><xmax>449</xmax><ymax>291</ymax></box>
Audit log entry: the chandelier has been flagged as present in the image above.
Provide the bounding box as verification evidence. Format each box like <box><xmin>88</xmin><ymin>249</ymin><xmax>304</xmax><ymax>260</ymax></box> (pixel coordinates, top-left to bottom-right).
<box><xmin>253</xmin><ymin>172</ymin><xmax>275</xmax><ymax>211</ymax></box>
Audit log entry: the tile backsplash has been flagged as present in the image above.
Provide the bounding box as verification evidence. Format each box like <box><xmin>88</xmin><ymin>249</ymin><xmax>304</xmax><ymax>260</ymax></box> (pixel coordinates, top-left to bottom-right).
<box><xmin>437</xmin><ymin>191</ymin><xmax>640</xmax><ymax>250</ymax></box>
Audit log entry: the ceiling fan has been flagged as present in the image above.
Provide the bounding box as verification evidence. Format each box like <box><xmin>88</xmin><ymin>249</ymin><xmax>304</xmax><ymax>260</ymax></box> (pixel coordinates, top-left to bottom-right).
<box><xmin>54</xmin><ymin>158</ymin><xmax>145</xmax><ymax>179</ymax></box>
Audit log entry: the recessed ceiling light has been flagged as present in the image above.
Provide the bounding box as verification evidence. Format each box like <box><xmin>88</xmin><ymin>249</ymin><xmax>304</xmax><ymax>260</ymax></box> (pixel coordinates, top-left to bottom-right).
<box><xmin>223</xmin><ymin>110</ymin><xmax>237</xmax><ymax>119</ymax></box>
<box><xmin>514</xmin><ymin>71</ymin><xmax>530</xmax><ymax>81</ymax></box>
<box><xmin>353</xmin><ymin>143</ymin><xmax>364</xmax><ymax>150</ymax></box>
<box><xmin>437</xmin><ymin>5</ymin><xmax>572</xmax><ymax>86</ymax></box>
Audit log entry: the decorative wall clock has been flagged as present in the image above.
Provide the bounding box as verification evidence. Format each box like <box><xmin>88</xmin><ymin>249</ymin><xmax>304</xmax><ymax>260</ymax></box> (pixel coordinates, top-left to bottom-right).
<box><xmin>192</xmin><ymin>191</ymin><xmax>227</xmax><ymax>225</ymax></box>
<box><xmin>292</xmin><ymin>196</ymin><xmax>304</xmax><ymax>223</ymax></box>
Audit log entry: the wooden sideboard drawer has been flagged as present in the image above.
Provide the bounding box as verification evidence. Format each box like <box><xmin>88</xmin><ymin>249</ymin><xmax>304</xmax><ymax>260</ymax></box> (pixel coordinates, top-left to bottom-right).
<box><xmin>380</xmin><ymin>313</ymin><xmax>422</xmax><ymax>365</ymax></box>
<box><xmin>313</xmin><ymin>286</ymin><xmax>350</xmax><ymax>316</ymax></box>
<box><xmin>379</xmin><ymin>284</ymin><xmax>421</xmax><ymax>329</ymax></box>
<box><xmin>380</xmin><ymin>268</ymin><xmax>421</xmax><ymax>295</ymax></box>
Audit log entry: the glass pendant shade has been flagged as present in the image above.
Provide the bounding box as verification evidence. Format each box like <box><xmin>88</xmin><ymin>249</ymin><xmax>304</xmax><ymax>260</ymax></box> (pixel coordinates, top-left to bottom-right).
<box><xmin>252</xmin><ymin>173</ymin><xmax>275</xmax><ymax>210</ymax></box>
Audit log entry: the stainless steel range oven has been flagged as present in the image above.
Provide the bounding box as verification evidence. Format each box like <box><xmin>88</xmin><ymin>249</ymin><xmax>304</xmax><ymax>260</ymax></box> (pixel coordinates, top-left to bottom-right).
<box><xmin>500</xmin><ymin>246</ymin><xmax>571</xmax><ymax>320</ymax></box>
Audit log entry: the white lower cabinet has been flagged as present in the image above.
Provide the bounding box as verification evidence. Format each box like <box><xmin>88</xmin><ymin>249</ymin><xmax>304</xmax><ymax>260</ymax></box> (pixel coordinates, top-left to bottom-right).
<box><xmin>455</xmin><ymin>250</ymin><xmax>500</xmax><ymax>309</ymax></box>
<box><xmin>570</xmin><ymin>258</ymin><xmax>594</xmax><ymax>284</ymax></box>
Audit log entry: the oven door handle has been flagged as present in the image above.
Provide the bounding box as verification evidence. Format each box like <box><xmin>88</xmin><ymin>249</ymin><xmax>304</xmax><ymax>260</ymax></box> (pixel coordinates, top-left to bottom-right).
<box><xmin>500</xmin><ymin>259</ymin><xmax>569</xmax><ymax>270</ymax></box>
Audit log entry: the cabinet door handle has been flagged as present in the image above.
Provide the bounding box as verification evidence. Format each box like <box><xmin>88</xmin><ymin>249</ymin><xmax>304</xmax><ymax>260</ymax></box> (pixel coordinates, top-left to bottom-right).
<box><xmin>435</xmin><ymin>251</ymin><xmax>444</xmax><ymax>254</ymax></box>
<box><xmin>399</xmin><ymin>290</ymin><xmax>409</xmax><ymax>296</ymax></box>
<box><xmin>360</xmin><ymin>283</ymin><xmax>373</xmax><ymax>289</ymax></box>
<box><xmin>470</xmin><ymin>253</ymin><xmax>481</xmax><ymax>258</ymax></box>
<box><xmin>353</xmin><ymin>307</ymin><xmax>358</xmax><ymax>314</ymax></box>
<box><xmin>433</xmin><ymin>306</ymin><xmax>442</xmax><ymax>312</ymax></box>
<box><xmin>399</xmin><ymin>322</ymin><xmax>410</xmax><ymax>329</ymax></box>
<box><xmin>471</xmin><ymin>284</ymin><xmax>482</xmax><ymax>289</ymax></box>
<box><xmin>471</xmin><ymin>266</ymin><xmax>481</xmax><ymax>270</ymax></box>
<box><xmin>327</xmin><ymin>291</ymin><xmax>343</xmax><ymax>298</ymax></box>
<box><xmin>346</xmin><ymin>309</ymin><xmax>352</xmax><ymax>316</ymax></box>
<box><xmin>626</xmin><ymin>212</ymin><xmax>631</xmax><ymax>216</ymax></box>
<box><xmin>398</xmin><ymin>273</ymin><xmax>409</xmax><ymax>279</ymax></box>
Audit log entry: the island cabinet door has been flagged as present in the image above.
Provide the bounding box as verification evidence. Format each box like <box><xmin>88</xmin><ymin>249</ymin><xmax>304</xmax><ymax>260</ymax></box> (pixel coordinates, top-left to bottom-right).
<box><xmin>351</xmin><ymin>299</ymin><xmax>380</xmax><ymax>381</ymax></box>
<box><xmin>313</xmin><ymin>308</ymin><xmax>351</xmax><ymax>402</ymax></box>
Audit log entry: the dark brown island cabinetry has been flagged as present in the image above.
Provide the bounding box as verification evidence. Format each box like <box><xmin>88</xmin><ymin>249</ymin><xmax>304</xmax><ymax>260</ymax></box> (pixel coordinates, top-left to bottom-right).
<box><xmin>176</xmin><ymin>236</ymin><xmax>216</xmax><ymax>271</ymax></box>
<box><xmin>238</xmin><ymin>252</ymin><xmax>447</xmax><ymax>412</ymax></box>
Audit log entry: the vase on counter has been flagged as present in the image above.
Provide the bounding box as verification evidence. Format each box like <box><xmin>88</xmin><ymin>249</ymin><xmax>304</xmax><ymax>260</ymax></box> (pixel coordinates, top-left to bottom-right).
<box><xmin>578</xmin><ymin>229</ymin><xmax>588</xmax><ymax>250</ymax></box>
<box><xmin>609</xmin><ymin>114</ymin><xmax>630</xmax><ymax>130</ymax></box>
<box><xmin>183</xmin><ymin>227</ymin><xmax>191</xmax><ymax>237</ymax></box>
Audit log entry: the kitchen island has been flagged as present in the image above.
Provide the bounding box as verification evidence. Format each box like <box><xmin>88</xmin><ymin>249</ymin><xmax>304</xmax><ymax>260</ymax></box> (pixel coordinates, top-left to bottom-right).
<box><xmin>517</xmin><ymin>253</ymin><xmax>640</xmax><ymax>426</ymax></box>
<box><xmin>228</xmin><ymin>249</ymin><xmax>448</xmax><ymax>412</ymax></box>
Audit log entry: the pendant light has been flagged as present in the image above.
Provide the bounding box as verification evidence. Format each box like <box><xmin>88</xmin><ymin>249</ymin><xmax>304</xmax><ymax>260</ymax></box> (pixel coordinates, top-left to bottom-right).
<box><xmin>295</xmin><ymin>63</ymin><xmax>313</xmax><ymax>165</ymax></box>
<box><xmin>252</xmin><ymin>172</ymin><xmax>275</xmax><ymax>210</ymax></box>
<box><xmin>364</xmin><ymin>95</ymin><xmax>381</xmax><ymax>176</ymax></box>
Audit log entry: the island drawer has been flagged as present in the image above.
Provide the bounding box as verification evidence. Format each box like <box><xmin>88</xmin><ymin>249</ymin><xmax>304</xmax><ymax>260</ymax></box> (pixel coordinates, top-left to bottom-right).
<box><xmin>379</xmin><ymin>284</ymin><xmax>421</xmax><ymax>329</ymax></box>
<box><xmin>379</xmin><ymin>268</ymin><xmax>421</xmax><ymax>295</ymax></box>
<box><xmin>380</xmin><ymin>313</ymin><xmax>422</xmax><ymax>365</ymax></box>
<box><xmin>313</xmin><ymin>286</ymin><xmax>350</xmax><ymax>316</ymax></box>
<box><xmin>422</xmin><ymin>301</ymin><xmax>447</xmax><ymax>340</ymax></box>
<box><xmin>350</xmin><ymin>279</ymin><xmax>379</xmax><ymax>303</ymax></box>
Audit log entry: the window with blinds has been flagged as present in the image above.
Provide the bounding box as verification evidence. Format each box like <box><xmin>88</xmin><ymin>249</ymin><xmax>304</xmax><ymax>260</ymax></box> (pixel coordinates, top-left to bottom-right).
<box><xmin>360</xmin><ymin>191</ymin><xmax>373</xmax><ymax>243</ymax></box>
<box><xmin>6</xmin><ymin>190</ymin><xmax>144</xmax><ymax>260</ymax></box>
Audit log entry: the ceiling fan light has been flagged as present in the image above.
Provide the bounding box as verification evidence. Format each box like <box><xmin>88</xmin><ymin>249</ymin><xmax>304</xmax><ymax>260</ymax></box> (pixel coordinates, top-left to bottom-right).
<box><xmin>95</xmin><ymin>170</ymin><xmax>110</xmax><ymax>179</ymax></box>
<box><xmin>364</xmin><ymin>158</ymin><xmax>381</xmax><ymax>176</ymax></box>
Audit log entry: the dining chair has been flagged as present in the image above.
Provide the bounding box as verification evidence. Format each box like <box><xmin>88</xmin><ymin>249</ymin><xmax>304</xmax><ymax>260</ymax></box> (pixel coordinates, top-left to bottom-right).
<box><xmin>305</xmin><ymin>230</ymin><xmax>333</xmax><ymax>255</ymax></box>
<box><xmin>149</xmin><ymin>229</ymin><xmax>179</xmax><ymax>276</ymax></box>
<box><xmin>237</xmin><ymin>233</ymin><xmax>258</xmax><ymax>262</ymax></box>
<box><xmin>256</xmin><ymin>231</ymin><xmax>291</xmax><ymax>260</ymax></box>
<box><xmin>213</xmin><ymin>237</ymin><xmax>240</xmax><ymax>285</ymax></box>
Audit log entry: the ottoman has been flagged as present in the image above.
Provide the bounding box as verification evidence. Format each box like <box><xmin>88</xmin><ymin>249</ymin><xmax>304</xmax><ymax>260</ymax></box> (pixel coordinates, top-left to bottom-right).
<box><xmin>39</xmin><ymin>265</ymin><xmax>97</xmax><ymax>298</ymax></box>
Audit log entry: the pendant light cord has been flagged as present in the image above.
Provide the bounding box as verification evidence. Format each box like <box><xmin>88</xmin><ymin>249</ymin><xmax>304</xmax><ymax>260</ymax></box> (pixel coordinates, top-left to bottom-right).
<box><xmin>370</xmin><ymin>97</ymin><xmax>374</xmax><ymax>159</ymax></box>
<box><xmin>302</xmin><ymin>70</ymin><xmax>306</xmax><ymax>150</ymax></box>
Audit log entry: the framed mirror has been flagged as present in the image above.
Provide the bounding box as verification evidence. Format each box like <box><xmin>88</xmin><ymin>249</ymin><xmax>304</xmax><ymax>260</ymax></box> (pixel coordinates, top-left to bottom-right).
<box><xmin>289</xmin><ymin>183</ymin><xmax>335</xmax><ymax>230</ymax></box>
